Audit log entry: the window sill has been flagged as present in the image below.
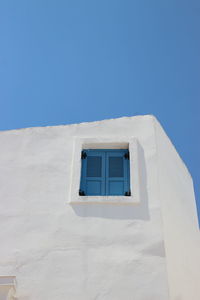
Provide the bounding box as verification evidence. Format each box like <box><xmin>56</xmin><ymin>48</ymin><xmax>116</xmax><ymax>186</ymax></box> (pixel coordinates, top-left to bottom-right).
<box><xmin>69</xmin><ymin>195</ymin><xmax>139</xmax><ymax>205</ymax></box>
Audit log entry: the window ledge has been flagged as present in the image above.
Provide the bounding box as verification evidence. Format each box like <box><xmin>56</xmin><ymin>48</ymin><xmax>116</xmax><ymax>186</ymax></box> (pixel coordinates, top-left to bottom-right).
<box><xmin>70</xmin><ymin>195</ymin><xmax>139</xmax><ymax>205</ymax></box>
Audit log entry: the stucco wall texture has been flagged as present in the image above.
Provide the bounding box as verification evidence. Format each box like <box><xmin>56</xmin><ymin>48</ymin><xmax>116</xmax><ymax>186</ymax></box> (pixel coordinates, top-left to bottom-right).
<box><xmin>0</xmin><ymin>115</ymin><xmax>199</xmax><ymax>300</ymax></box>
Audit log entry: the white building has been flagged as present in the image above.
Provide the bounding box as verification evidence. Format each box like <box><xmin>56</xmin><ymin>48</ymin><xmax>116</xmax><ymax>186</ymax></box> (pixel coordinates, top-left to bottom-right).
<box><xmin>0</xmin><ymin>115</ymin><xmax>199</xmax><ymax>300</ymax></box>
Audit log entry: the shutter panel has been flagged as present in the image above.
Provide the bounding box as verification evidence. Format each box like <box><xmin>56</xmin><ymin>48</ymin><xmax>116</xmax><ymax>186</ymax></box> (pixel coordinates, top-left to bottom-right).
<box><xmin>80</xmin><ymin>150</ymin><xmax>105</xmax><ymax>196</ymax></box>
<box><xmin>105</xmin><ymin>150</ymin><xmax>130</xmax><ymax>195</ymax></box>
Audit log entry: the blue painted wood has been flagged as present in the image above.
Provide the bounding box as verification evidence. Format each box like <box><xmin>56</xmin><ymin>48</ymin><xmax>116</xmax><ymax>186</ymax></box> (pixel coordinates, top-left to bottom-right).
<box><xmin>106</xmin><ymin>150</ymin><xmax>129</xmax><ymax>195</ymax></box>
<box><xmin>80</xmin><ymin>150</ymin><xmax>105</xmax><ymax>196</ymax></box>
<box><xmin>80</xmin><ymin>149</ymin><xmax>130</xmax><ymax>196</ymax></box>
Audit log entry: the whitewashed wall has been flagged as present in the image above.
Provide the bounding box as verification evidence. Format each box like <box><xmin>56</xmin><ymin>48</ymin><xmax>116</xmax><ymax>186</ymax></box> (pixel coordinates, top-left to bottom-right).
<box><xmin>154</xmin><ymin>118</ymin><xmax>200</xmax><ymax>300</ymax></box>
<box><xmin>0</xmin><ymin>115</ymin><xmax>198</xmax><ymax>300</ymax></box>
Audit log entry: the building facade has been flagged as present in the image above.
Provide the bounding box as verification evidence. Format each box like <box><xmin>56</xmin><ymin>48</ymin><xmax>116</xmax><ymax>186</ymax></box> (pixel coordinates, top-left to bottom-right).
<box><xmin>0</xmin><ymin>115</ymin><xmax>199</xmax><ymax>300</ymax></box>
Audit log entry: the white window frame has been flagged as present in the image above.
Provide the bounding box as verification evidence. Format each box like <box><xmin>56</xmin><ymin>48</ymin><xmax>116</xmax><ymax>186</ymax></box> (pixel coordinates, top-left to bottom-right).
<box><xmin>69</xmin><ymin>137</ymin><xmax>141</xmax><ymax>205</ymax></box>
<box><xmin>0</xmin><ymin>276</ymin><xmax>16</xmax><ymax>300</ymax></box>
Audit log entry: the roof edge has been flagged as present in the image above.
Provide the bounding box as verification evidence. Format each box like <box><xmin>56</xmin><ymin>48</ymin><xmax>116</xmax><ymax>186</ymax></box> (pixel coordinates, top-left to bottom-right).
<box><xmin>0</xmin><ymin>114</ymin><xmax>155</xmax><ymax>134</ymax></box>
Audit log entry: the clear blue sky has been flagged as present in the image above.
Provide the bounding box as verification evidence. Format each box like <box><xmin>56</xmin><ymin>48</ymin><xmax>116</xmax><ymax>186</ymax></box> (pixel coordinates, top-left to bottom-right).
<box><xmin>0</xmin><ymin>1</ymin><xmax>200</xmax><ymax>221</ymax></box>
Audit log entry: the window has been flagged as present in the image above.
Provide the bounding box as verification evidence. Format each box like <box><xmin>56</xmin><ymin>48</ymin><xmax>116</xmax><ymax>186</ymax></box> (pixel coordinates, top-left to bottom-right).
<box><xmin>79</xmin><ymin>149</ymin><xmax>131</xmax><ymax>196</ymax></box>
<box><xmin>0</xmin><ymin>276</ymin><xmax>16</xmax><ymax>300</ymax></box>
<box><xmin>69</xmin><ymin>137</ymin><xmax>140</xmax><ymax>204</ymax></box>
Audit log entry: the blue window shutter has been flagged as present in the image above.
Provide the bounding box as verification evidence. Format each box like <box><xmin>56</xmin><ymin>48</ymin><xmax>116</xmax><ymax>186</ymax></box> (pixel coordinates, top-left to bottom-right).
<box><xmin>80</xmin><ymin>150</ymin><xmax>106</xmax><ymax>196</ymax></box>
<box><xmin>105</xmin><ymin>150</ymin><xmax>130</xmax><ymax>196</ymax></box>
<box><xmin>80</xmin><ymin>149</ymin><xmax>130</xmax><ymax>196</ymax></box>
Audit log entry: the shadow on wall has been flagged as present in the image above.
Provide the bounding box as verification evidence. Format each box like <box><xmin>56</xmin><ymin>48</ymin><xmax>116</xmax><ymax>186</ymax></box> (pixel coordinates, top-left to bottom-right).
<box><xmin>71</xmin><ymin>143</ymin><xmax>150</xmax><ymax>220</ymax></box>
